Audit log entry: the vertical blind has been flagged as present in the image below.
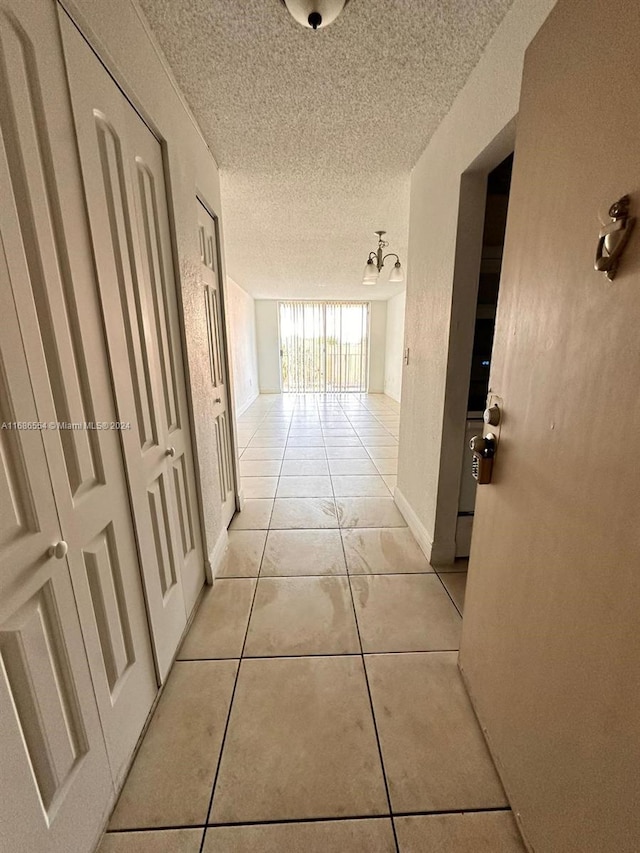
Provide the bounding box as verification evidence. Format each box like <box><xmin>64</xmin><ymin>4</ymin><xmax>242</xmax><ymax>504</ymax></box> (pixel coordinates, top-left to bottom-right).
<box><xmin>279</xmin><ymin>302</ymin><xmax>369</xmax><ymax>393</ymax></box>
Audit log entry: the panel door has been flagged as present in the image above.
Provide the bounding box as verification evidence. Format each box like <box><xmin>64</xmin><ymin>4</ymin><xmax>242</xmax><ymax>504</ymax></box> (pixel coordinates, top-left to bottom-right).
<box><xmin>198</xmin><ymin>200</ymin><xmax>236</xmax><ymax>526</ymax></box>
<box><xmin>459</xmin><ymin>1</ymin><xmax>640</xmax><ymax>850</ymax></box>
<box><xmin>60</xmin><ymin>12</ymin><xmax>204</xmax><ymax>680</ymax></box>
<box><xmin>0</xmin><ymin>204</ymin><xmax>112</xmax><ymax>852</ymax></box>
<box><xmin>0</xmin><ymin>0</ymin><xmax>157</xmax><ymax>784</ymax></box>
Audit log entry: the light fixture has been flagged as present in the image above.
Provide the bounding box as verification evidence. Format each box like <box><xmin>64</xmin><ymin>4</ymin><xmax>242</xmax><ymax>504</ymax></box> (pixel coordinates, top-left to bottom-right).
<box><xmin>281</xmin><ymin>0</ymin><xmax>350</xmax><ymax>30</ymax></box>
<box><xmin>362</xmin><ymin>230</ymin><xmax>404</xmax><ymax>286</ymax></box>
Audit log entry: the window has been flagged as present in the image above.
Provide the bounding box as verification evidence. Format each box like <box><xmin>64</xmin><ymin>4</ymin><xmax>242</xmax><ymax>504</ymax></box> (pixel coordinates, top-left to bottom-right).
<box><xmin>279</xmin><ymin>302</ymin><xmax>369</xmax><ymax>392</ymax></box>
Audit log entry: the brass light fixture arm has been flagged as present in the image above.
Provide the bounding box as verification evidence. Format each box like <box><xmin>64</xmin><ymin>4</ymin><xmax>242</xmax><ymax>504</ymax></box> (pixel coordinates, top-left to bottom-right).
<box><xmin>369</xmin><ymin>230</ymin><xmax>401</xmax><ymax>272</ymax></box>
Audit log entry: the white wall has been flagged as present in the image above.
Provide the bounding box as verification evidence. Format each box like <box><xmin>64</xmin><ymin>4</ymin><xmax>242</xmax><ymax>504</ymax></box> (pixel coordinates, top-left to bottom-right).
<box><xmin>383</xmin><ymin>291</ymin><xmax>405</xmax><ymax>401</ymax></box>
<box><xmin>226</xmin><ymin>277</ymin><xmax>259</xmax><ymax>414</ymax></box>
<box><xmin>396</xmin><ymin>0</ymin><xmax>557</xmax><ymax>563</ymax></box>
<box><xmin>368</xmin><ymin>301</ymin><xmax>387</xmax><ymax>393</ymax></box>
<box><xmin>255</xmin><ymin>300</ymin><xmax>281</xmax><ymax>393</ymax></box>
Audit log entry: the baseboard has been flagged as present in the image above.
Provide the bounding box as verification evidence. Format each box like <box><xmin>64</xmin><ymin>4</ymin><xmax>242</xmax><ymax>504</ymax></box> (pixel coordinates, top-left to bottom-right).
<box><xmin>206</xmin><ymin>525</ymin><xmax>229</xmax><ymax>584</ymax></box>
<box><xmin>383</xmin><ymin>388</ymin><xmax>401</xmax><ymax>402</ymax></box>
<box><xmin>235</xmin><ymin>392</ymin><xmax>259</xmax><ymax>417</ymax></box>
<box><xmin>258</xmin><ymin>388</ymin><xmax>281</xmax><ymax>394</ymax></box>
<box><xmin>430</xmin><ymin>537</ymin><xmax>457</xmax><ymax>567</ymax></box>
<box><xmin>393</xmin><ymin>487</ymin><xmax>434</xmax><ymax>564</ymax></box>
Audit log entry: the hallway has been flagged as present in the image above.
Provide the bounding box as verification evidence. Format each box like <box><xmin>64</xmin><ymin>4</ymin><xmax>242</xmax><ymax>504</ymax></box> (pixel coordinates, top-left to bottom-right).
<box><xmin>98</xmin><ymin>394</ymin><xmax>524</xmax><ymax>853</ymax></box>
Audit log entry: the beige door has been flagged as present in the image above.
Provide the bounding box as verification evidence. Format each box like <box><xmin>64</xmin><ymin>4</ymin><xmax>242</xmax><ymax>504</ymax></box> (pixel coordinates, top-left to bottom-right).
<box><xmin>0</xmin><ymin>0</ymin><xmax>157</xmax><ymax>784</ymax></box>
<box><xmin>60</xmin><ymin>13</ymin><xmax>203</xmax><ymax>680</ymax></box>
<box><xmin>198</xmin><ymin>200</ymin><xmax>236</xmax><ymax>526</ymax></box>
<box><xmin>460</xmin><ymin>1</ymin><xmax>640</xmax><ymax>851</ymax></box>
<box><xmin>0</xmin><ymin>189</ymin><xmax>112</xmax><ymax>853</ymax></box>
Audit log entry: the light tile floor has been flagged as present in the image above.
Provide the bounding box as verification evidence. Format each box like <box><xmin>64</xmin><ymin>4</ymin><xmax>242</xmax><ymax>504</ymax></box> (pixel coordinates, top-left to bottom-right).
<box><xmin>99</xmin><ymin>394</ymin><xmax>525</xmax><ymax>853</ymax></box>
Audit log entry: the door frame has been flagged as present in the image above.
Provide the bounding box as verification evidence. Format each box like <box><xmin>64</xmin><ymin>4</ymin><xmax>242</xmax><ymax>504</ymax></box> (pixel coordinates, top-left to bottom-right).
<box><xmin>430</xmin><ymin>118</ymin><xmax>516</xmax><ymax>565</ymax></box>
<box><xmin>195</xmin><ymin>191</ymin><xmax>241</xmax><ymax>518</ymax></box>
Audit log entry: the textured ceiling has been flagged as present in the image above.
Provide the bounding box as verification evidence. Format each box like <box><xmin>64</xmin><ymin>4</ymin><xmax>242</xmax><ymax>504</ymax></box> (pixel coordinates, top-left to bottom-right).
<box><xmin>137</xmin><ymin>0</ymin><xmax>514</xmax><ymax>300</ymax></box>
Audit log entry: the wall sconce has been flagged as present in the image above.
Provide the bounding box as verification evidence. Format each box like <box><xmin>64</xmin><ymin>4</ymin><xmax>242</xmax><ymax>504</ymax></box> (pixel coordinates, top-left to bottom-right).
<box><xmin>362</xmin><ymin>230</ymin><xmax>404</xmax><ymax>286</ymax></box>
<box><xmin>281</xmin><ymin>0</ymin><xmax>350</xmax><ymax>30</ymax></box>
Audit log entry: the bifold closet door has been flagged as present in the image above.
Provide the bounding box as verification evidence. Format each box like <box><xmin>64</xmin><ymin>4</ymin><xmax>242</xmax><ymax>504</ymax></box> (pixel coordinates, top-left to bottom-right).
<box><xmin>0</xmin><ymin>153</ymin><xmax>111</xmax><ymax>853</ymax></box>
<box><xmin>60</xmin><ymin>12</ymin><xmax>204</xmax><ymax>679</ymax></box>
<box><xmin>1</xmin><ymin>0</ymin><xmax>158</xmax><ymax>813</ymax></box>
<box><xmin>198</xmin><ymin>201</ymin><xmax>236</xmax><ymax>526</ymax></box>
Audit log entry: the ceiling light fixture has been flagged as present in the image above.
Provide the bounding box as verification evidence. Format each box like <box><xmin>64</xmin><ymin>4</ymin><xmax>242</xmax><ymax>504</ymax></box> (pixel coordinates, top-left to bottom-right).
<box><xmin>281</xmin><ymin>0</ymin><xmax>350</xmax><ymax>30</ymax></box>
<box><xmin>362</xmin><ymin>231</ymin><xmax>405</xmax><ymax>286</ymax></box>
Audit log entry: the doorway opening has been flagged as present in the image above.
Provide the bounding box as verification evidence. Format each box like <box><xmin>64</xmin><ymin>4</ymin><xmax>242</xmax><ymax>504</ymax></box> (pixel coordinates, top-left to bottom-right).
<box><xmin>279</xmin><ymin>301</ymin><xmax>370</xmax><ymax>393</ymax></box>
<box><xmin>456</xmin><ymin>153</ymin><xmax>513</xmax><ymax>557</ymax></box>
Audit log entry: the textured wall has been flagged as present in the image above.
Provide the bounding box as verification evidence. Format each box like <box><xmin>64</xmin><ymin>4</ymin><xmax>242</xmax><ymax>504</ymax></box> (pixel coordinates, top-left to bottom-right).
<box><xmin>226</xmin><ymin>277</ymin><xmax>259</xmax><ymax>414</ymax></box>
<box><xmin>65</xmin><ymin>0</ymin><xmax>228</xmax><ymax>595</ymax></box>
<box><xmin>383</xmin><ymin>291</ymin><xmax>405</xmax><ymax>402</ymax></box>
<box><xmin>368</xmin><ymin>301</ymin><xmax>387</xmax><ymax>393</ymax></box>
<box><xmin>398</xmin><ymin>0</ymin><xmax>556</xmax><ymax>561</ymax></box>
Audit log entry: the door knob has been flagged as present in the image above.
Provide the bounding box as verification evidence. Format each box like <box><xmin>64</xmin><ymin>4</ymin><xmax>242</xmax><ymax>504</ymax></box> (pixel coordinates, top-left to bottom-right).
<box><xmin>469</xmin><ymin>434</ymin><xmax>497</xmax><ymax>456</ymax></box>
<box><xmin>166</xmin><ymin>446</ymin><xmax>176</xmax><ymax>457</ymax></box>
<box><xmin>48</xmin><ymin>541</ymin><xmax>69</xmax><ymax>560</ymax></box>
<box><xmin>469</xmin><ymin>433</ymin><xmax>497</xmax><ymax>485</ymax></box>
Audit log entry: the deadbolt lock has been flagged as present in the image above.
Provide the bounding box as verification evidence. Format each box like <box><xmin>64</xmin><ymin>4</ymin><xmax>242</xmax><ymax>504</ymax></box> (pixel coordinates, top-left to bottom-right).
<box><xmin>470</xmin><ymin>433</ymin><xmax>497</xmax><ymax>485</ymax></box>
<box><xmin>483</xmin><ymin>404</ymin><xmax>501</xmax><ymax>426</ymax></box>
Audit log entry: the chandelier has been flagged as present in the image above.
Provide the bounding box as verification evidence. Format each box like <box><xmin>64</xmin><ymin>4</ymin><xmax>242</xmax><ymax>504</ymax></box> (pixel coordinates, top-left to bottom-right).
<box><xmin>362</xmin><ymin>231</ymin><xmax>404</xmax><ymax>286</ymax></box>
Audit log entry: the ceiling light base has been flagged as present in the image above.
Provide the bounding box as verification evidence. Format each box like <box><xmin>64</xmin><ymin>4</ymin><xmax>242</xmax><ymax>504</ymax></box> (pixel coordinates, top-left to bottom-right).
<box><xmin>281</xmin><ymin>0</ymin><xmax>350</xmax><ymax>30</ymax></box>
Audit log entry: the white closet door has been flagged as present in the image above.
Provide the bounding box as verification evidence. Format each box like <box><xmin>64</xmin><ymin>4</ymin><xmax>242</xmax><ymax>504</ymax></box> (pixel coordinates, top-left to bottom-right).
<box><xmin>0</xmin><ymin>193</ymin><xmax>112</xmax><ymax>852</ymax></box>
<box><xmin>0</xmin><ymin>0</ymin><xmax>157</xmax><ymax>785</ymax></box>
<box><xmin>60</xmin><ymin>12</ymin><xmax>204</xmax><ymax>679</ymax></box>
<box><xmin>198</xmin><ymin>201</ymin><xmax>236</xmax><ymax>526</ymax></box>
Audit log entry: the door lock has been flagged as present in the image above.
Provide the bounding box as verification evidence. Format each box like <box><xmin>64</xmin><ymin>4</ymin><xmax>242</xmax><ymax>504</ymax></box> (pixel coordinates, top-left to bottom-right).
<box><xmin>483</xmin><ymin>404</ymin><xmax>501</xmax><ymax>426</ymax></box>
<box><xmin>594</xmin><ymin>195</ymin><xmax>635</xmax><ymax>281</ymax></box>
<box><xmin>470</xmin><ymin>433</ymin><xmax>497</xmax><ymax>484</ymax></box>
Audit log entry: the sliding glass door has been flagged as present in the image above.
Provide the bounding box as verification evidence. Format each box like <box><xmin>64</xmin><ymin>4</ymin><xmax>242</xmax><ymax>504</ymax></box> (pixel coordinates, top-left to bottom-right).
<box><xmin>279</xmin><ymin>302</ymin><xmax>369</xmax><ymax>393</ymax></box>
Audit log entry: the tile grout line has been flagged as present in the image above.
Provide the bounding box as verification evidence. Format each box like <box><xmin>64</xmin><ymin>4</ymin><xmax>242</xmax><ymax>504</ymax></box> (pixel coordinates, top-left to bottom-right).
<box><xmin>197</xmin><ymin>484</ymin><xmax>273</xmax><ymax>853</ymax></box>
<box><xmin>433</xmin><ymin>569</ymin><xmax>464</xmax><ymax>619</ymax></box>
<box><xmin>179</xmin><ymin>648</ymin><xmax>464</xmax><ymax>662</ymax></box>
<box><xmin>337</xmin><ymin>502</ymin><xmax>401</xmax><ymax>853</ymax></box>
<box><xmin>208</xmin><ymin>395</ymin><xmax>405</xmax><ymax>848</ymax></box>
<box><xmin>202</xmin><ymin>396</ymin><xmax>298</xmax><ymax>849</ymax></box>
<box><xmin>109</xmin><ymin>802</ymin><xmax>514</xmax><ymax>836</ymax></box>
<box><xmin>213</xmin><ymin>569</ymin><xmax>440</xmax><ymax>580</ymax></box>
<box><xmin>205</xmin><ymin>804</ymin><xmax>513</xmax><ymax>829</ymax></box>
<box><xmin>268</xmin><ymin>402</ymin><xmax>294</xmax><ymax>522</ymax></box>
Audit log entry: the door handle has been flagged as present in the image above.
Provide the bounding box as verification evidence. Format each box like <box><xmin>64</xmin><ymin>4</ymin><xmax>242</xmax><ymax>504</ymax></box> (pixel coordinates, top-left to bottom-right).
<box><xmin>594</xmin><ymin>195</ymin><xmax>635</xmax><ymax>280</ymax></box>
<box><xmin>166</xmin><ymin>446</ymin><xmax>176</xmax><ymax>457</ymax></box>
<box><xmin>48</xmin><ymin>541</ymin><xmax>69</xmax><ymax>560</ymax></box>
<box><xmin>469</xmin><ymin>433</ymin><xmax>497</xmax><ymax>484</ymax></box>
